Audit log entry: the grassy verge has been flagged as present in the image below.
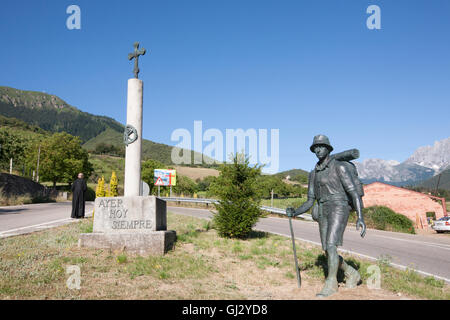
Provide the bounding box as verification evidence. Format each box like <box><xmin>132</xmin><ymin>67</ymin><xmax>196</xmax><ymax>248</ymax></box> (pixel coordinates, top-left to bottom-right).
<box><xmin>0</xmin><ymin>191</ymin><xmax>57</xmax><ymax>206</ymax></box>
<box><xmin>88</xmin><ymin>154</ymin><xmax>125</xmax><ymax>185</ymax></box>
<box><xmin>259</xmin><ymin>199</ymin><xmax>417</xmax><ymax>235</ymax></box>
<box><xmin>261</xmin><ymin>197</ymin><xmax>306</xmax><ymax>209</ymax></box>
<box><xmin>0</xmin><ymin>213</ymin><xmax>448</xmax><ymax>300</ymax></box>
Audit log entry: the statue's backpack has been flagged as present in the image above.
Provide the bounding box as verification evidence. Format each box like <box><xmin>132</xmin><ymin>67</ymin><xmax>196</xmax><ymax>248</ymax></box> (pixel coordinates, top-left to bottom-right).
<box><xmin>339</xmin><ymin>161</ymin><xmax>364</xmax><ymax>211</ymax></box>
<box><xmin>331</xmin><ymin>149</ymin><xmax>364</xmax><ymax>211</ymax></box>
<box><xmin>310</xmin><ymin>149</ymin><xmax>364</xmax><ymax>220</ymax></box>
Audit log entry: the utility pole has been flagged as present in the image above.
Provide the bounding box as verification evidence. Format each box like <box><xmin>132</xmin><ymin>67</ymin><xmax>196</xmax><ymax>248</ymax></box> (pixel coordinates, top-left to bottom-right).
<box><xmin>271</xmin><ymin>189</ymin><xmax>274</xmax><ymax>207</ymax></box>
<box><xmin>435</xmin><ymin>173</ymin><xmax>442</xmax><ymax>196</ymax></box>
<box><xmin>36</xmin><ymin>144</ymin><xmax>41</xmax><ymax>183</ymax></box>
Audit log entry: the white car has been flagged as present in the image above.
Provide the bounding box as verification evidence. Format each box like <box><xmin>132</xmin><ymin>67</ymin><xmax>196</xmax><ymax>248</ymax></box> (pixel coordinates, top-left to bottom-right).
<box><xmin>432</xmin><ymin>216</ymin><xmax>450</xmax><ymax>233</ymax></box>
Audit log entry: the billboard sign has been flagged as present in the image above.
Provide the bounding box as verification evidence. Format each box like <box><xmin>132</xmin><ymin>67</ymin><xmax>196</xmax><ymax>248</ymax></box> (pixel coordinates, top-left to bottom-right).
<box><xmin>154</xmin><ymin>169</ymin><xmax>176</xmax><ymax>186</ymax></box>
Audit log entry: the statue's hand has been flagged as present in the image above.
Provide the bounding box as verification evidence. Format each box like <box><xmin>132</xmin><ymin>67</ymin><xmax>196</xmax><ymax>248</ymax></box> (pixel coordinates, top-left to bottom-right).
<box><xmin>356</xmin><ymin>219</ymin><xmax>366</xmax><ymax>238</ymax></box>
<box><xmin>286</xmin><ymin>207</ymin><xmax>296</xmax><ymax>217</ymax></box>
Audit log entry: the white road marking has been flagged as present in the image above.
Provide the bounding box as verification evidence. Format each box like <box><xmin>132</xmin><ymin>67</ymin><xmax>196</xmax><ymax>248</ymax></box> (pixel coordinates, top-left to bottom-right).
<box><xmin>167</xmin><ymin>208</ymin><xmax>450</xmax><ymax>284</ymax></box>
<box><xmin>0</xmin><ymin>217</ymin><xmax>73</xmax><ymax>235</ymax></box>
<box><xmin>373</xmin><ymin>234</ymin><xmax>450</xmax><ymax>250</ymax></box>
<box><xmin>3</xmin><ymin>205</ymin><xmax>448</xmax><ymax>284</ymax></box>
<box><xmin>0</xmin><ymin>210</ymin><xmax>93</xmax><ymax>237</ymax></box>
<box><xmin>257</xmin><ymin>229</ymin><xmax>450</xmax><ymax>284</ymax></box>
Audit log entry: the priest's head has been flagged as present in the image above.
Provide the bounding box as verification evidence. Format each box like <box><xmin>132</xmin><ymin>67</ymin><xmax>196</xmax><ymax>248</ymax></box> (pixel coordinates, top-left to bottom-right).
<box><xmin>78</xmin><ymin>173</ymin><xmax>84</xmax><ymax>179</ymax></box>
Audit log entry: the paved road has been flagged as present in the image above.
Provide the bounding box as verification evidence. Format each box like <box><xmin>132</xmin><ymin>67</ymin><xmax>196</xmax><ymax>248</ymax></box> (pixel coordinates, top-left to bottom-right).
<box><xmin>168</xmin><ymin>206</ymin><xmax>450</xmax><ymax>283</ymax></box>
<box><xmin>0</xmin><ymin>202</ymin><xmax>94</xmax><ymax>238</ymax></box>
<box><xmin>1</xmin><ymin>202</ymin><xmax>449</xmax><ymax>283</ymax></box>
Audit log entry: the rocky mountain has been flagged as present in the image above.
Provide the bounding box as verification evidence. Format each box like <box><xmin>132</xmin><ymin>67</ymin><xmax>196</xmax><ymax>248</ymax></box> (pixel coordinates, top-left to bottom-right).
<box><xmin>354</xmin><ymin>159</ymin><xmax>400</xmax><ymax>181</ymax></box>
<box><xmin>404</xmin><ymin>137</ymin><xmax>450</xmax><ymax>173</ymax></box>
<box><xmin>354</xmin><ymin>159</ymin><xmax>434</xmax><ymax>186</ymax></box>
<box><xmin>355</xmin><ymin>137</ymin><xmax>450</xmax><ymax>186</ymax></box>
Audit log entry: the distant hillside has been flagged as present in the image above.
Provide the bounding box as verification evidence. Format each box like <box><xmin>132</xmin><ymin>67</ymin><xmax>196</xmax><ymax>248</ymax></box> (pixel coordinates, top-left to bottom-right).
<box><xmin>0</xmin><ymin>114</ymin><xmax>47</xmax><ymax>134</ymax></box>
<box><xmin>0</xmin><ymin>86</ymin><xmax>123</xmax><ymax>142</ymax></box>
<box><xmin>174</xmin><ymin>166</ymin><xmax>219</xmax><ymax>181</ymax></box>
<box><xmin>0</xmin><ymin>86</ymin><xmax>215</xmax><ymax>167</ymax></box>
<box><xmin>84</xmin><ymin>127</ymin><xmax>187</xmax><ymax>165</ymax></box>
<box><xmin>83</xmin><ymin>127</ymin><xmax>216</xmax><ymax>166</ymax></box>
<box><xmin>275</xmin><ymin>168</ymin><xmax>309</xmax><ymax>183</ymax></box>
<box><xmin>417</xmin><ymin>168</ymin><xmax>450</xmax><ymax>191</ymax></box>
<box><xmin>0</xmin><ymin>115</ymin><xmax>50</xmax><ymax>151</ymax></box>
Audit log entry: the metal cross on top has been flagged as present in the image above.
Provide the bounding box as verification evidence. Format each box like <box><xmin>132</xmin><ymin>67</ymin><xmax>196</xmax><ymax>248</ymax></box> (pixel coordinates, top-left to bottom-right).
<box><xmin>128</xmin><ymin>42</ymin><xmax>146</xmax><ymax>79</ymax></box>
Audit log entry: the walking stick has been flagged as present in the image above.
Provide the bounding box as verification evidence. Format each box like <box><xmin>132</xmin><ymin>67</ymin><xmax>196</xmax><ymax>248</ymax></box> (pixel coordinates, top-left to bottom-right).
<box><xmin>288</xmin><ymin>215</ymin><xmax>301</xmax><ymax>288</ymax></box>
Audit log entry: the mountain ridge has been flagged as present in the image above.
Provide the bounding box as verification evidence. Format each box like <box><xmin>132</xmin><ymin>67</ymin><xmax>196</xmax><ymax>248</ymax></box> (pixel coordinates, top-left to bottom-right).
<box><xmin>0</xmin><ymin>86</ymin><xmax>124</xmax><ymax>142</ymax></box>
<box><xmin>354</xmin><ymin>137</ymin><xmax>450</xmax><ymax>188</ymax></box>
<box><xmin>0</xmin><ymin>86</ymin><xmax>214</xmax><ymax>166</ymax></box>
<box><xmin>404</xmin><ymin>137</ymin><xmax>450</xmax><ymax>173</ymax></box>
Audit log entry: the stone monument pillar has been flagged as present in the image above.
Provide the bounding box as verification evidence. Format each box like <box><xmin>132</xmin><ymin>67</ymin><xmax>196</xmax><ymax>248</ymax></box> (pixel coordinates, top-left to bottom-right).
<box><xmin>124</xmin><ymin>78</ymin><xmax>143</xmax><ymax>196</ymax></box>
<box><xmin>78</xmin><ymin>42</ymin><xmax>176</xmax><ymax>255</ymax></box>
<box><xmin>78</xmin><ymin>196</ymin><xmax>176</xmax><ymax>255</ymax></box>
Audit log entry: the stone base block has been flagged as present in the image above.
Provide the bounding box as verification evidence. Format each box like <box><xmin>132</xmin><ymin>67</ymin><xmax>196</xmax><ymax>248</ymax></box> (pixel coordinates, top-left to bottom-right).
<box><xmin>78</xmin><ymin>230</ymin><xmax>176</xmax><ymax>255</ymax></box>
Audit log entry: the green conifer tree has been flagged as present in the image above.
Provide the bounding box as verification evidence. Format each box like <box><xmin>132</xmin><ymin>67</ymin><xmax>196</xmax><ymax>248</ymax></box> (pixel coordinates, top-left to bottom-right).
<box><xmin>209</xmin><ymin>153</ymin><xmax>263</xmax><ymax>238</ymax></box>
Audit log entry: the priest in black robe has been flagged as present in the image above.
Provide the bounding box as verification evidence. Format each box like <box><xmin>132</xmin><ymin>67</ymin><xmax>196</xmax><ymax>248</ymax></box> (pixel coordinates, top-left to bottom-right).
<box><xmin>71</xmin><ymin>173</ymin><xmax>87</xmax><ymax>219</ymax></box>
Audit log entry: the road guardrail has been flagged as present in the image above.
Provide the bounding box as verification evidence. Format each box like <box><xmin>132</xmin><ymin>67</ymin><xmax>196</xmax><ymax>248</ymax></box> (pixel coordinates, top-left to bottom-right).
<box><xmin>161</xmin><ymin>197</ymin><xmax>313</xmax><ymax>221</ymax></box>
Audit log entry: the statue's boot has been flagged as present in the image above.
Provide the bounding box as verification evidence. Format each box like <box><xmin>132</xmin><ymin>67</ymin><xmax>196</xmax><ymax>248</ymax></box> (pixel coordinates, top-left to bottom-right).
<box><xmin>339</xmin><ymin>257</ymin><xmax>361</xmax><ymax>289</ymax></box>
<box><xmin>344</xmin><ymin>265</ymin><xmax>361</xmax><ymax>289</ymax></box>
<box><xmin>316</xmin><ymin>278</ymin><xmax>338</xmax><ymax>298</ymax></box>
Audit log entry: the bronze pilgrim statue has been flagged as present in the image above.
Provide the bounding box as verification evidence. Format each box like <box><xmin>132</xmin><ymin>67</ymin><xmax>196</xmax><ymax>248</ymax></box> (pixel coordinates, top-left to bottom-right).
<box><xmin>287</xmin><ymin>135</ymin><xmax>366</xmax><ymax>297</ymax></box>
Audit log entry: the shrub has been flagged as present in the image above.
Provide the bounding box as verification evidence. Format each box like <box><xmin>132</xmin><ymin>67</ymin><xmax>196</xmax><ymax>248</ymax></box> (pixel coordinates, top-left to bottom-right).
<box><xmin>349</xmin><ymin>206</ymin><xmax>415</xmax><ymax>234</ymax></box>
<box><xmin>109</xmin><ymin>171</ymin><xmax>119</xmax><ymax>197</ymax></box>
<box><xmin>116</xmin><ymin>254</ymin><xmax>128</xmax><ymax>264</ymax></box>
<box><xmin>95</xmin><ymin>176</ymin><xmax>105</xmax><ymax>198</ymax></box>
<box><xmin>85</xmin><ymin>186</ymin><xmax>96</xmax><ymax>201</ymax></box>
<box><xmin>426</xmin><ymin>212</ymin><xmax>436</xmax><ymax>220</ymax></box>
<box><xmin>141</xmin><ymin>159</ymin><xmax>166</xmax><ymax>195</ymax></box>
<box><xmin>197</xmin><ymin>176</ymin><xmax>217</xmax><ymax>192</ymax></box>
<box><xmin>209</xmin><ymin>153</ymin><xmax>262</xmax><ymax>239</ymax></box>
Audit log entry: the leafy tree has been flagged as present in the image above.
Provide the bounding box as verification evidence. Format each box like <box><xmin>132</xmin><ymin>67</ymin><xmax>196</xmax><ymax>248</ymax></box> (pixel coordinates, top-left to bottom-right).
<box><xmin>209</xmin><ymin>153</ymin><xmax>263</xmax><ymax>238</ymax></box>
<box><xmin>0</xmin><ymin>128</ymin><xmax>29</xmax><ymax>171</ymax></box>
<box><xmin>141</xmin><ymin>159</ymin><xmax>198</xmax><ymax>196</ymax></box>
<box><xmin>257</xmin><ymin>175</ymin><xmax>290</xmax><ymax>198</ymax></box>
<box><xmin>27</xmin><ymin>132</ymin><xmax>93</xmax><ymax>187</ymax></box>
<box><xmin>173</xmin><ymin>175</ymin><xmax>198</xmax><ymax>196</ymax></box>
<box><xmin>141</xmin><ymin>159</ymin><xmax>167</xmax><ymax>195</ymax></box>
<box><xmin>197</xmin><ymin>175</ymin><xmax>217</xmax><ymax>192</ymax></box>
<box><xmin>256</xmin><ymin>175</ymin><xmax>307</xmax><ymax>198</ymax></box>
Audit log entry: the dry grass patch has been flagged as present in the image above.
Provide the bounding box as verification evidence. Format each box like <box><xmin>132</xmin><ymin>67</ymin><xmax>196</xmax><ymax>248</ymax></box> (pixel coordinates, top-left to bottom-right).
<box><xmin>0</xmin><ymin>212</ymin><xmax>449</xmax><ymax>300</ymax></box>
<box><xmin>174</xmin><ymin>166</ymin><xmax>219</xmax><ymax>181</ymax></box>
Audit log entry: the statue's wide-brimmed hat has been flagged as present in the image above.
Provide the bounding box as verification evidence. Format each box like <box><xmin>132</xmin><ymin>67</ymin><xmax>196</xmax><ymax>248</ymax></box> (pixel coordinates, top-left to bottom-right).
<box><xmin>310</xmin><ymin>134</ymin><xmax>334</xmax><ymax>153</ymax></box>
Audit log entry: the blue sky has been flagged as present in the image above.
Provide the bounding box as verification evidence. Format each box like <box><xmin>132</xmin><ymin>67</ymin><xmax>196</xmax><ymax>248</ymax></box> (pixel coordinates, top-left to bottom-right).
<box><xmin>0</xmin><ymin>0</ymin><xmax>449</xmax><ymax>172</ymax></box>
